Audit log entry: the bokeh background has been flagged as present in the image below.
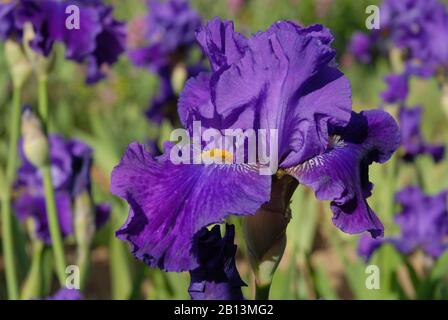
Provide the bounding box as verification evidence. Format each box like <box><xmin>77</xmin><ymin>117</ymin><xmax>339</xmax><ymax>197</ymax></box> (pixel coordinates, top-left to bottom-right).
<box><xmin>1</xmin><ymin>0</ymin><xmax>448</xmax><ymax>300</ymax></box>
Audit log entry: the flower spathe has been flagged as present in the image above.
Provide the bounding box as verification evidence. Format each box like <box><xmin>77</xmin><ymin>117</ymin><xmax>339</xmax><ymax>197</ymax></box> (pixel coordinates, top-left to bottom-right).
<box><xmin>14</xmin><ymin>134</ymin><xmax>110</xmax><ymax>243</ymax></box>
<box><xmin>189</xmin><ymin>224</ymin><xmax>246</xmax><ymax>300</ymax></box>
<box><xmin>111</xmin><ymin>18</ymin><xmax>400</xmax><ymax>273</ymax></box>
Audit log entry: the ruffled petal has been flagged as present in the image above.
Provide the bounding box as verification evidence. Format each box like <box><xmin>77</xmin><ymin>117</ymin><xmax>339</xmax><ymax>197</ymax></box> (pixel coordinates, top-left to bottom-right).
<box><xmin>196</xmin><ymin>18</ymin><xmax>248</xmax><ymax>71</ymax></box>
<box><xmin>179</xmin><ymin>19</ymin><xmax>352</xmax><ymax>167</ymax></box>
<box><xmin>286</xmin><ymin>110</ymin><xmax>401</xmax><ymax>238</ymax></box>
<box><xmin>111</xmin><ymin>143</ymin><xmax>271</xmax><ymax>271</ymax></box>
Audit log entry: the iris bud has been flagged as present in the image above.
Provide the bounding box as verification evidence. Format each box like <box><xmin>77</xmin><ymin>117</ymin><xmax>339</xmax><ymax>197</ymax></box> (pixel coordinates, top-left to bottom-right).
<box><xmin>442</xmin><ymin>83</ymin><xmax>448</xmax><ymax>119</ymax></box>
<box><xmin>4</xmin><ymin>40</ymin><xmax>32</xmax><ymax>89</ymax></box>
<box><xmin>74</xmin><ymin>192</ymin><xmax>96</xmax><ymax>249</ymax></box>
<box><xmin>171</xmin><ymin>63</ymin><xmax>188</xmax><ymax>95</ymax></box>
<box><xmin>243</xmin><ymin>175</ymin><xmax>298</xmax><ymax>292</ymax></box>
<box><xmin>21</xmin><ymin>108</ymin><xmax>49</xmax><ymax>168</ymax></box>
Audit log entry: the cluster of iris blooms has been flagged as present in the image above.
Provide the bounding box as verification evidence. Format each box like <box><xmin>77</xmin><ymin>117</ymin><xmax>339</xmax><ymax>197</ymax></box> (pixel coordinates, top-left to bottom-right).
<box><xmin>0</xmin><ymin>0</ymin><xmax>124</xmax><ymax>299</ymax></box>
<box><xmin>350</xmin><ymin>0</ymin><xmax>448</xmax><ymax>298</ymax></box>
<box><xmin>0</xmin><ymin>0</ymin><xmax>446</xmax><ymax>301</ymax></box>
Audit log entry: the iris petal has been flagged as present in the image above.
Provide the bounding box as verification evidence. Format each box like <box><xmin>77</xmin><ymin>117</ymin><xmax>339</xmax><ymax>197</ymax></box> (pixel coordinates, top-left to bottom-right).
<box><xmin>111</xmin><ymin>143</ymin><xmax>271</xmax><ymax>271</ymax></box>
<box><xmin>286</xmin><ymin>110</ymin><xmax>401</xmax><ymax>238</ymax></box>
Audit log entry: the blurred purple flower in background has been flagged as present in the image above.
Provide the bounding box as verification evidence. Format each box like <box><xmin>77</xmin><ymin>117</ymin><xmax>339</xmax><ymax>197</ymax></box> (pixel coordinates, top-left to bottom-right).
<box><xmin>128</xmin><ymin>0</ymin><xmax>203</xmax><ymax>124</ymax></box>
<box><xmin>14</xmin><ymin>134</ymin><xmax>109</xmax><ymax>243</ymax></box>
<box><xmin>111</xmin><ymin>18</ymin><xmax>400</xmax><ymax>275</ymax></box>
<box><xmin>349</xmin><ymin>0</ymin><xmax>448</xmax><ymax>78</ymax></box>
<box><xmin>128</xmin><ymin>0</ymin><xmax>201</xmax><ymax>72</ymax></box>
<box><xmin>349</xmin><ymin>32</ymin><xmax>372</xmax><ymax>64</ymax></box>
<box><xmin>0</xmin><ymin>0</ymin><xmax>126</xmax><ymax>83</ymax></box>
<box><xmin>45</xmin><ymin>288</ymin><xmax>83</xmax><ymax>300</ymax></box>
<box><xmin>399</xmin><ymin>106</ymin><xmax>445</xmax><ymax>162</ymax></box>
<box><xmin>358</xmin><ymin>186</ymin><xmax>448</xmax><ymax>261</ymax></box>
<box><xmin>189</xmin><ymin>224</ymin><xmax>246</xmax><ymax>300</ymax></box>
<box><xmin>381</xmin><ymin>73</ymin><xmax>409</xmax><ymax>104</ymax></box>
<box><xmin>0</xmin><ymin>2</ymin><xmax>17</xmax><ymax>40</ymax></box>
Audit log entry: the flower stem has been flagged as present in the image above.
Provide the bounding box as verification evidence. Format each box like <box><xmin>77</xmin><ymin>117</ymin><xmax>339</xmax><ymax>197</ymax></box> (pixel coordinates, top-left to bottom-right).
<box><xmin>41</xmin><ymin>166</ymin><xmax>66</xmax><ymax>284</ymax></box>
<box><xmin>38</xmin><ymin>77</ymin><xmax>67</xmax><ymax>285</ymax></box>
<box><xmin>20</xmin><ymin>241</ymin><xmax>44</xmax><ymax>300</ymax></box>
<box><xmin>255</xmin><ymin>282</ymin><xmax>271</xmax><ymax>300</ymax></box>
<box><xmin>0</xmin><ymin>86</ymin><xmax>22</xmax><ymax>299</ymax></box>
<box><xmin>38</xmin><ymin>77</ymin><xmax>48</xmax><ymax>124</ymax></box>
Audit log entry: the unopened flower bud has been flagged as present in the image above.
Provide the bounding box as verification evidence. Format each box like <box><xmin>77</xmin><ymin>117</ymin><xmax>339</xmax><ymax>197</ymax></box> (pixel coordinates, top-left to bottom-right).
<box><xmin>21</xmin><ymin>107</ymin><xmax>49</xmax><ymax>168</ymax></box>
<box><xmin>4</xmin><ymin>40</ymin><xmax>32</xmax><ymax>89</ymax></box>
<box><xmin>389</xmin><ymin>47</ymin><xmax>404</xmax><ymax>74</ymax></box>
<box><xmin>74</xmin><ymin>192</ymin><xmax>96</xmax><ymax>249</ymax></box>
<box><xmin>442</xmin><ymin>83</ymin><xmax>448</xmax><ymax>119</ymax></box>
<box><xmin>243</xmin><ymin>175</ymin><xmax>298</xmax><ymax>289</ymax></box>
<box><xmin>171</xmin><ymin>63</ymin><xmax>188</xmax><ymax>95</ymax></box>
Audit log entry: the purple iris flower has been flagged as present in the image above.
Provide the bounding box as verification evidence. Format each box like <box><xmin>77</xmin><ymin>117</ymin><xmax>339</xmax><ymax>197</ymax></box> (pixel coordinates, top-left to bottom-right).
<box><xmin>0</xmin><ymin>2</ymin><xmax>18</xmax><ymax>40</ymax></box>
<box><xmin>111</xmin><ymin>18</ymin><xmax>400</xmax><ymax>272</ymax></box>
<box><xmin>1</xmin><ymin>0</ymin><xmax>126</xmax><ymax>83</ymax></box>
<box><xmin>128</xmin><ymin>0</ymin><xmax>203</xmax><ymax>124</ymax></box>
<box><xmin>45</xmin><ymin>288</ymin><xmax>83</xmax><ymax>300</ymax></box>
<box><xmin>358</xmin><ymin>234</ymin><xmax>383</xmax><ymax>262</ymax></box>
<box><xmin>46</xmin><ymin>288</ymin><xmax>83</xmax><ymax>300</ymax></box>
<box><xmin>349</xmin><ymin>32</ymin><xmax>372</xmax><ymax>63</ymax></box>
<box><xmin>287</xmin><ymin>110</ymin><xmax>400</xmax><ymax>238</ymax></box>
<box><xmin>359</xmin><ymin>186</ymin><xmax>448</xmax><ymax>261</ymax></box>
<box><xmin>145</xmin><ymin>64</ymin><xmax>206</xmax><ymax>124</ymax></box>
<box><xmin>128</xmin><ymin>0</ymin><xmax>201</xmax><ymax>72</ymax></box>
<box><xmin>381</xmin><ymin>73</ymin><xmax>409</xmax><ymax>104</ymax></box>
<box><xmin>14</xmin><ymin>134</ymin><xmax>110</xmax><ymax>243</ymax></box>
<box><xmin>349</xmin><ymin>0</ymin><xmax>448</xmax><ymax>77</ymax></box>
<box><xmin>189</xmin><ymin>224</ymin><xmax>246</xmax><ymax>300</ymax></box>
<box><xmin>399</xmin><ymin>106</ymin><xmax>445</xmax><ymax>162</ymax></box>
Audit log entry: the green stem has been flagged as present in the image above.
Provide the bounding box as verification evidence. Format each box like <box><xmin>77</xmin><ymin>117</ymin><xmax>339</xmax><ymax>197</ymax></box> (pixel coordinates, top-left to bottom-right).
<box><xmin>20</xmin><ymin>241</ymin><xmax>44</xmax><ymax>300</ymax></box>
<box><xmin>255</xmin><ymin>282</ymin><xmax>271</xmax><ymax>300</ymax></box>
<box><xmin>38</xmin><ymin>77</ymin><xmax>66</xmax><ymax>285</ymax></box>
<box><xmin>41</xmin><ymin>166</ymin><xmax>66</xmax><ymax>285</ymax></box>
<box><xmin>78</xmin><ymin>249</ymin><xmax>90</xmax><ymax>290</ymax></box>
<box><xmin>1</xmin><ymin>86</ymin><xmax>22</xmax><ymax>299</ymax></box>
<box><xmin>38</xmin><ymin>77</ymin><xmax>48</xmax><ymax>124</ymax></box>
